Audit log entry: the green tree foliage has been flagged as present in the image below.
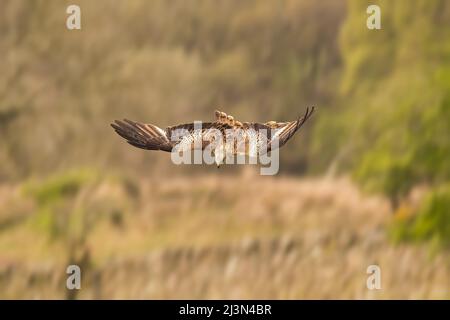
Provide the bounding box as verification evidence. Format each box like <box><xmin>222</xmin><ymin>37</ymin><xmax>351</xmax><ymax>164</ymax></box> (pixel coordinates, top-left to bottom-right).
<box><xmin>311</xmin><ymin>0</ymin><xmax>450</xmax><ymax>247</ymax></box>
<box><xmin>313</xmin><ymin>0</ymin><xmax>450</xmax><ymax>200</ymax></box>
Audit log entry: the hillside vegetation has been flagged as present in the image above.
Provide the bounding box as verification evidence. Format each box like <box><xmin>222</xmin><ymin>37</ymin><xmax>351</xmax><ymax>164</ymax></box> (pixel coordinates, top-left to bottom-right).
<box><xmin>0</xmin><ymin>0</ymin><xmax>449</xmax><ymax>298</ymax></box>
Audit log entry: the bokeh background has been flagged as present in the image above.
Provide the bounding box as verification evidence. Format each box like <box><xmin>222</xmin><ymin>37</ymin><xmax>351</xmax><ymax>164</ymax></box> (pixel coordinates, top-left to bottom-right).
<box><xmin>0</xmin><ymin>0</ymin><xmax>449</xmax><ymax>299</ymax></box>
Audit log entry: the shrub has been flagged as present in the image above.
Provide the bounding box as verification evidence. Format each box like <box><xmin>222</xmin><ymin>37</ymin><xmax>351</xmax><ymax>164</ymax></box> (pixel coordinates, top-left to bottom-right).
<box><xmin>390</xmin><ymin>184</ymin><xmax>450</xmax><ymax>249</ymax></box>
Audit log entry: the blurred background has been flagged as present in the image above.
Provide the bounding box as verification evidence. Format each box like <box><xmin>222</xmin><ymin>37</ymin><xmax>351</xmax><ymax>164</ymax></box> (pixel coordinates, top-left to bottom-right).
<box><xmin>0</xmin><ymin>0</ymin><xmax>449</xmax><ymax>299</ymax></box>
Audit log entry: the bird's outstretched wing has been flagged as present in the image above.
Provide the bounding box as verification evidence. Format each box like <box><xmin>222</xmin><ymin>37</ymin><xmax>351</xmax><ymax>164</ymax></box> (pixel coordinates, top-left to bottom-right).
<box><xmin>111</xmin><ymin>107</ymin><xmax>314</xmax><ymax>154</ymax></box>
<box><xmin>111</xmin><ymin>119</ymin><xmax>174</xmax><ymax>152</ymax></box>
<box><xmin>111</xmin><ymin>119</ymin><xmax>231</xmax><ymax>152</ymax></box>
<box><xmin>265</xmin><ymin>106</ymin><xmax>315</xmax><ymax>151</ymax></box>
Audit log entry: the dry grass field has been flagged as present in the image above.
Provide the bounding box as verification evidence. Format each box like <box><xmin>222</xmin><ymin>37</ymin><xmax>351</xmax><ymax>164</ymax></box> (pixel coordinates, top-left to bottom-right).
<box><xmin>0</xmin><ymin>171</ymin><xmax>448</xmax><ymax>299</ymax></box>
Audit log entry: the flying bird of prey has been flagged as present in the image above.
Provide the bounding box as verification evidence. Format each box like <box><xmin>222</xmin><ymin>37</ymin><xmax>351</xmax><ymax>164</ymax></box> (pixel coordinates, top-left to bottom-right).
<box><xmin>111</xmin><ymin>107</ymin><xmax>315</xmax><ymax>167</ymax></box>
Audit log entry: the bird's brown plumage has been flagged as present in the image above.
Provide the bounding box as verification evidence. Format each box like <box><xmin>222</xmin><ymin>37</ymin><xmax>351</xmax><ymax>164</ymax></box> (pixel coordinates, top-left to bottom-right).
<box><xmin>111</xmin><ymin>107</ymin><xmax>315</xmax><ymax>156</ymax></box>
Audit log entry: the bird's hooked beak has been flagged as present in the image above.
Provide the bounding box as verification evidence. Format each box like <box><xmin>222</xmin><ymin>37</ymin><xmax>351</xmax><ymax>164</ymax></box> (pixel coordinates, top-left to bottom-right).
<box><xmin>215</xmin><ymin>157</ymin><xmax>222</xmax><ymax>168</ymax></box>
<box><xmin>215</xmin><ymin>157</ymin><xmax>222</xmax><ymax>169</ymax></box>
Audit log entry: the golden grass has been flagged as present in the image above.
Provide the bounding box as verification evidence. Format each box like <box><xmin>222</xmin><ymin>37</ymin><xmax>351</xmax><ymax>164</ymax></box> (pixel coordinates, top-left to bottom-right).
<box><xmin>0</xmin><ymin>172</ymin><xmax>448</xmax><ymax>299</ymax></box>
